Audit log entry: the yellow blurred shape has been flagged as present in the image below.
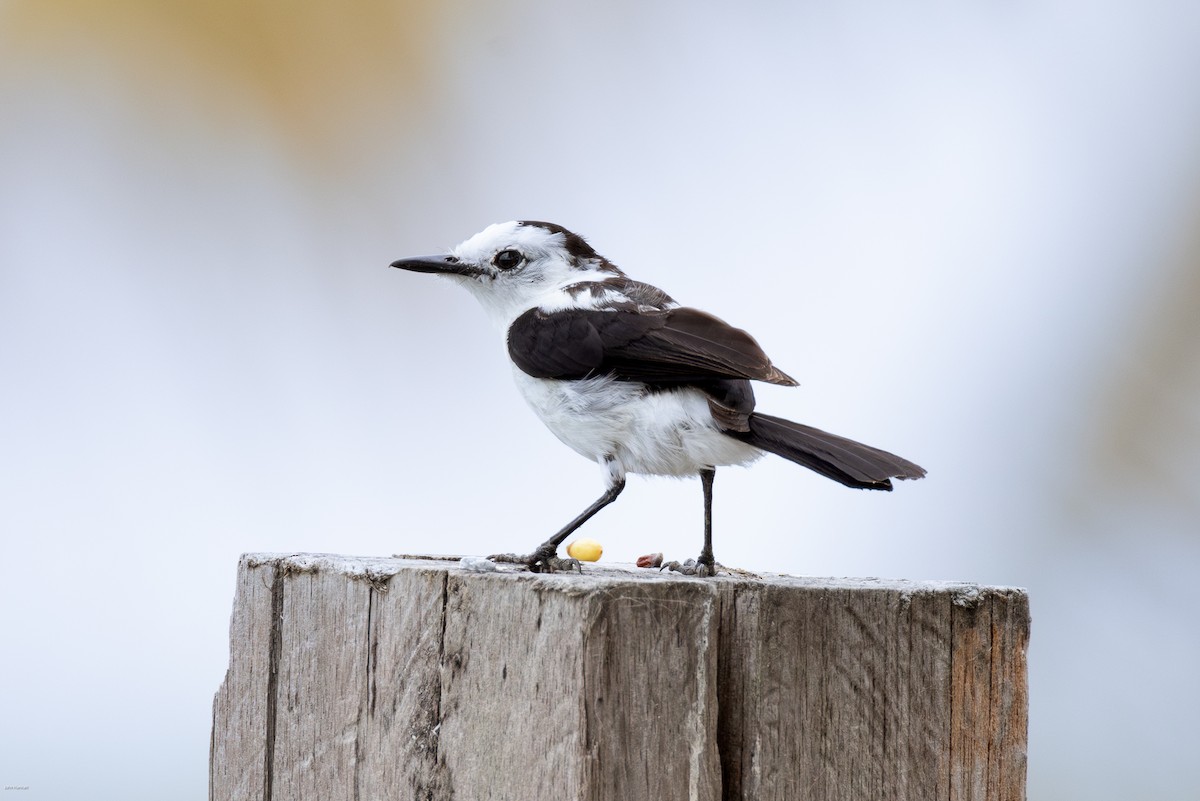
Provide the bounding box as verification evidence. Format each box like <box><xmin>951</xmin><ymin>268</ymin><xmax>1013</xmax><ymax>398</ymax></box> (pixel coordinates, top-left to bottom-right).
<box><xmin>566</xmin><ymin>538</ymin><xmax>603</xmax><ymax>562</ymax></box>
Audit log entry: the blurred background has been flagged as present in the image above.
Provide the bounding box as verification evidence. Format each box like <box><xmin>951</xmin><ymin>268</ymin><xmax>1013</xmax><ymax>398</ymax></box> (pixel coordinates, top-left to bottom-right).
<box><xmin>2</xmin><ymin>0</ymin><xmax>1198</xmax><ymax>798</ymax></box>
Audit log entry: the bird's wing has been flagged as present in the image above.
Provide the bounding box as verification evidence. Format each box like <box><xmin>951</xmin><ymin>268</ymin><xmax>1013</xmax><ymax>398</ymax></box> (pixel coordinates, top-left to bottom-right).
<box><xmin>506</xmin><ymin>307</ymin><xmax>798</xmax><ymax>386</ymax></box>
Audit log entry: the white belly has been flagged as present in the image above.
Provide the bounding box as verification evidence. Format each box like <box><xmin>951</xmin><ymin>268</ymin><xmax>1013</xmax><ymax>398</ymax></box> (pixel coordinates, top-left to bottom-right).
<box><xmin>512</xmin><ymin>369</ymin><xmax>763</xmax><ymax>478</ymax></box>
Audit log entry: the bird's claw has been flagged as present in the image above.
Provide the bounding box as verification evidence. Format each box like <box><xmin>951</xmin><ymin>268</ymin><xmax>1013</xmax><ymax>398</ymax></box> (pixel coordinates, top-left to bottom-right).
<box><xmin>661</xmin><ymin>557</ymin><xmax>718</xmax><ymax>578</ymax></box>
<box><xmin>488</xmin><ymin>547</ymin><xmax>581</xmax><ymax>574</ymax></box>
<box><xmin>544</xmin><ymin>556</ymin><xmax>582</xmax><ymax>573</ymax></box>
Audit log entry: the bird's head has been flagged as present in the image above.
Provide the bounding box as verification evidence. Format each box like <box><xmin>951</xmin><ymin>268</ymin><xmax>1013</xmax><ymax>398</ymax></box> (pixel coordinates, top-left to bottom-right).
<box><xmin>391</xmin><ymin>221</ymin><xmax>620</xmax><ymax>324</ymax></box>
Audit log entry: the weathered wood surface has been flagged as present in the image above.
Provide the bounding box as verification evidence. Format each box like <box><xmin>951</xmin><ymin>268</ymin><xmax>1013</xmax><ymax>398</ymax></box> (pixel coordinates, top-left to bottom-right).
<box><xmin>210</xmin><ymin>554</ymin><xmax>1029</xmax><ymax>801</ymax></box>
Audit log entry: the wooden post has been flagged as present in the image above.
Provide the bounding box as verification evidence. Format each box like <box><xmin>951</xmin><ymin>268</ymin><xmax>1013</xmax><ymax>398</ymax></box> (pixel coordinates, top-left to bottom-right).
<box><xmin>210</xmin><ymin>554</ymin><xmax>1029</xmax><ymax>801</ymax></box>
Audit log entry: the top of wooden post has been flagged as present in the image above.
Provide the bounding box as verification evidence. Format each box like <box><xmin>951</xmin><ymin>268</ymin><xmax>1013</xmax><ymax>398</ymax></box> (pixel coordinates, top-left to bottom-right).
<box><xmin>242</xmin><ymin>551</ymin><xmax>1024</xmax><ymax>600</ymax></box>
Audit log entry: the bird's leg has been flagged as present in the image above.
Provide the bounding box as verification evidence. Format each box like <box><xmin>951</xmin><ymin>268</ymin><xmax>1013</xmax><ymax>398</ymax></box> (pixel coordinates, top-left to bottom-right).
<box><xmin>698</xmin><ymin>466</ymin><xmax>716</xmax><ymax>574</ymax></box>
<box><xmin>491</xmin><ymin>457</ymin><xmax>626</xmax><ymax>572</ymax></box>
<box><xmin>665</xmin><ymin>467</ymin><xmax>718</xmax><ymax>577</ymax></box>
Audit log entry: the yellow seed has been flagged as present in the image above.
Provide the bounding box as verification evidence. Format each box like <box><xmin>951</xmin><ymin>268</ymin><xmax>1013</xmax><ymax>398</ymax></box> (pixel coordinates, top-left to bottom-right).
<box><xmin>566</xmin><ymin>538</ymin><xmax>603</xmax><ymax>562</ymax></box>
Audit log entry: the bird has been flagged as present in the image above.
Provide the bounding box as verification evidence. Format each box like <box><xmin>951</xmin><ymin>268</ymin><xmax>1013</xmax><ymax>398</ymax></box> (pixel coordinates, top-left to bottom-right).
<box><xmin>390</xmin><ymin>221</ymin><xmax>925</xmax><ymax>575</ymax></box>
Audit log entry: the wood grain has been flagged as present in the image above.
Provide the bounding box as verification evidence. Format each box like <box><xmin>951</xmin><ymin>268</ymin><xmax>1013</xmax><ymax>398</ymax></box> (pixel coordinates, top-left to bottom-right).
<box><xmin>210</xmin><ymin>555</ymin><xmax>1029</xmax><ymax>801</ymax></box>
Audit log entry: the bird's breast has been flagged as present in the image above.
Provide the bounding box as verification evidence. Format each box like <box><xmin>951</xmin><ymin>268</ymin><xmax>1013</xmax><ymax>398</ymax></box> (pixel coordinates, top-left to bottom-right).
<box><xmin>510</xmin><ymin>369</ymin><xmax>762</xmax><ymax>476</ymax></box>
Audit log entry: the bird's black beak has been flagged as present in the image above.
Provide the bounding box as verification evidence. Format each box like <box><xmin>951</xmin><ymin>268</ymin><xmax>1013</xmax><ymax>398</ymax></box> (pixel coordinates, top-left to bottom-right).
<box><xmin>389</xmin><ymin>255</ymin><xmax>478</xmax><ymax>277</ymax></box>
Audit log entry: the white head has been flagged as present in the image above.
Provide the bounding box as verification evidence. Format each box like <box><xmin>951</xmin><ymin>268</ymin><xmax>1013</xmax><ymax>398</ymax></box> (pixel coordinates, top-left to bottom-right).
<box><xmin>391</xmin><ymin>221</ymin><xmax>624</xmax><ymax>325</ymax></box>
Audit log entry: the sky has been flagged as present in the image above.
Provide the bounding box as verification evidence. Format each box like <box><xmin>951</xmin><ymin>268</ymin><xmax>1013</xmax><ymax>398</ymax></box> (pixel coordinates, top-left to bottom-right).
<box><xmin>2</xmin><ymin>1</ymin><xmax>1199</xmax><ymax>799</ymax></box>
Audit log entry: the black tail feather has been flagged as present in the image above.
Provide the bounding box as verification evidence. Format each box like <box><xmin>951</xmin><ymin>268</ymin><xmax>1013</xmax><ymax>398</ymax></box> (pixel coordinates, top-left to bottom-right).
<box><xmin>729</xmin><ymin>413</ymin><xmax>926</xmax><ymax>490</ymax></box>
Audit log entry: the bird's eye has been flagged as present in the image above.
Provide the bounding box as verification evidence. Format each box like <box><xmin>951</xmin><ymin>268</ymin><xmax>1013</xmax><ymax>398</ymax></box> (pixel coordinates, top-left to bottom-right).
<box><xmin>493</xmin><ymin>249</ymin><xmax>523</xmax><ymax>270</ymax></box>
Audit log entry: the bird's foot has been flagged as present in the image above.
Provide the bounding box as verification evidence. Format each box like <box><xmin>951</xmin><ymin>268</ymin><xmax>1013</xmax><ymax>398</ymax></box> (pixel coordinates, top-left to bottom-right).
<box><xmin>489</xmin><ymin>544</ymin><xmax>581</xmax><ymax>574</ymax></box>
<box><xmin>539</xmin><ymin>556</ymin><xmax>582</xmax><ymax>573</ymax></box>
<box><xmin>661</xmin><ymin>557</ymin><xmax>719</xmax><ymax>578</ymax></box>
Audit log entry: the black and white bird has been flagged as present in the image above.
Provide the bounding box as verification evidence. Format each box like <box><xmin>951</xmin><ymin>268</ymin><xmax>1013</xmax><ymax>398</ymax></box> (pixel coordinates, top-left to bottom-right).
<box><xmin>391</xmin><ymin>221</ymin><xmax>925</xmax><ymax>575</ymax></box>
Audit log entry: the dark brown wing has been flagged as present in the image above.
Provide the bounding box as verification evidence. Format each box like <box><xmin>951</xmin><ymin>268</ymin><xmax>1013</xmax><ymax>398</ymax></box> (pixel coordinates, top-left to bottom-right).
<box><xmin>506</xmin><ymin>307</ymin><xmax>797</xmax><ymax>386</ymax></box>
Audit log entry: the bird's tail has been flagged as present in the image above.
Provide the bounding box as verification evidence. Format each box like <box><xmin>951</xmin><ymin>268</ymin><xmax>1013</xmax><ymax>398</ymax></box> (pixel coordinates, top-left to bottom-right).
<box><xmin>729</xmin><ymin>413</ymin><xmax>926</xmax><ymax>490</ymax></box>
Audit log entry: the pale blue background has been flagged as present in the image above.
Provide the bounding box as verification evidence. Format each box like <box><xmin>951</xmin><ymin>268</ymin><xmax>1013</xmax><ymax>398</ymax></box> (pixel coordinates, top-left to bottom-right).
<box><xmin>2</xmin><ymin>1</ymin><xmax>1198</xmax><ymax>798</ymax></box>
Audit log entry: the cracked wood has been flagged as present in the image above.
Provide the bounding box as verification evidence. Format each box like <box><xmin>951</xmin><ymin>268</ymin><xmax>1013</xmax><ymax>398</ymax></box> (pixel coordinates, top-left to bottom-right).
<box><xmin>209</xmin><ymin>555</ymin><xmax>1029</xmax><ymax>801</ymax></box>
